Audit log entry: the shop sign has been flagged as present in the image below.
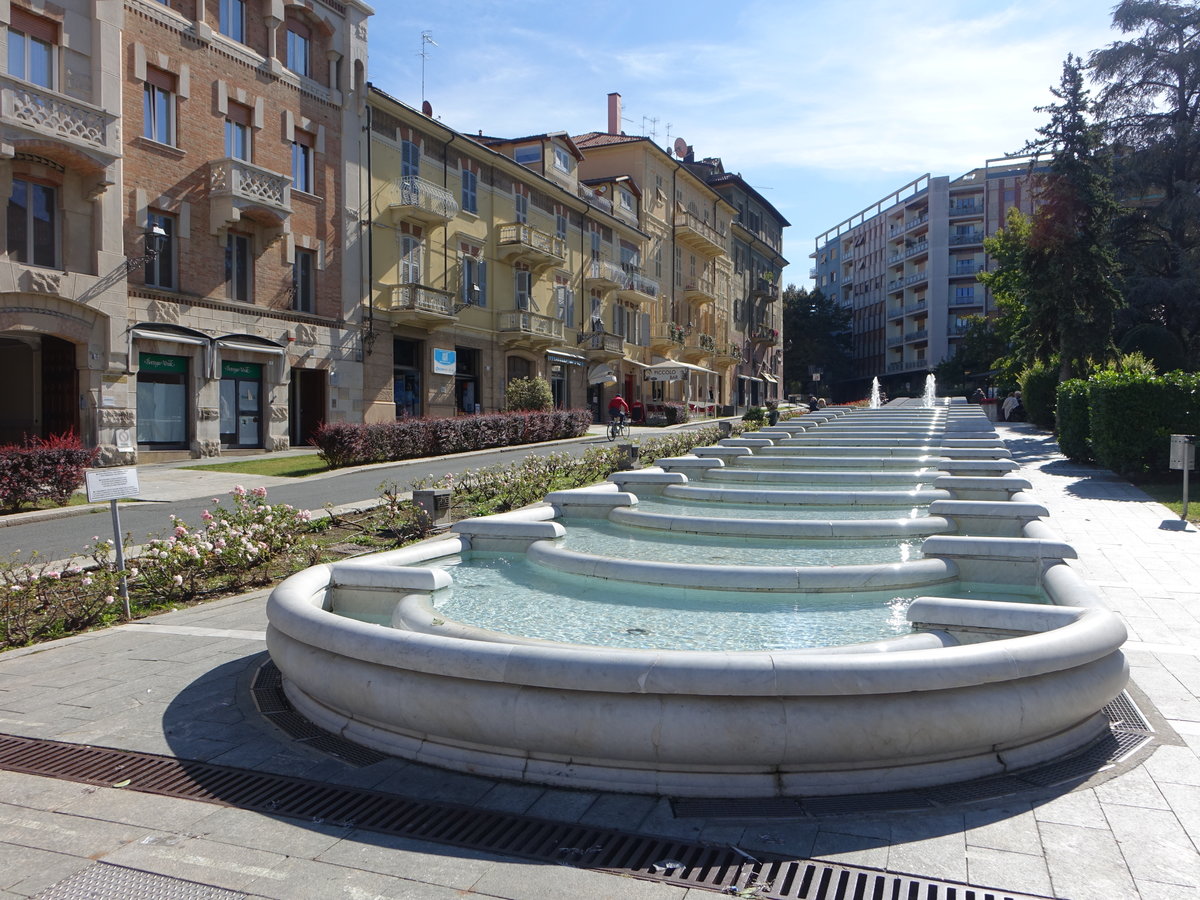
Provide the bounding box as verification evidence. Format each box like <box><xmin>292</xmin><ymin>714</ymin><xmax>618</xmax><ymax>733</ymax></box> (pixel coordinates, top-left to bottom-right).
<box><xmin>433</xmin><ymin>348</ymin><xmax>457</xmax><ymax>375</ymax></box>
<box><xmin>139</xmin><ymin>353</ymin><xmax>187</xmax><ymax>374</ymax></box>
<box><xmin>222</xmin><ymin>361</ymin><xmax>262</xmax><ymax>379</ymax></box>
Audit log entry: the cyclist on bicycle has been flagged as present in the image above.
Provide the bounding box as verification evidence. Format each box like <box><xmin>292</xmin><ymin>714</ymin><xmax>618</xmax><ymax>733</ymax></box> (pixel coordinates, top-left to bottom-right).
<box><xmin>608</xmin><ymin>394</ymin><xmax>630</xmax><ymax>428</ymax></box>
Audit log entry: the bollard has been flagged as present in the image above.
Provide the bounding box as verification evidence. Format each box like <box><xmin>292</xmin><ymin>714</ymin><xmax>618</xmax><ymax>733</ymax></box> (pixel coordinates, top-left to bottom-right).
<box><xmin>412</xmin><ymin>488</ymin><xmax>453</xmax><ymax>529</ymax></box>
<box><xmin>717</xmin><ymin>421</ymin><xmax>733</xmax><ymax>438</ymax></box>
<box><xmin>617</xmin><ymin>443</ymin><xmax>640</xmax><ymax>471</ymax></box>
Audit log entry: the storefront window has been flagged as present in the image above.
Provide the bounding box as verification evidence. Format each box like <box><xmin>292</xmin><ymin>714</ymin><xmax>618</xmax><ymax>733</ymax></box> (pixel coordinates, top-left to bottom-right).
<box><xmin>136</xmin><ymin>353</ymin><xmax>188</xmax><ymax>448</ymax></box>
<box><xmin>219</xmin><ymin>360</ymin><xmax>262</xmax><ymax>448</ymax></box>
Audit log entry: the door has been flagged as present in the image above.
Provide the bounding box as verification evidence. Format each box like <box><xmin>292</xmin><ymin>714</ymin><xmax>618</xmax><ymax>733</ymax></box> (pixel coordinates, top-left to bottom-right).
<box><xmin>289</xmin><ymin>368</ymin><xmax>325</xmax><ymax>446</ymax></box>
<box><xmin>220</xmin><ymin>361</ymin><xmax>263</xmax><ymax>448</ymax></box>
<box><xmin>41</xmin><ymin>335</ymin><xmax>78</xmax><ymax>437</ymax></box>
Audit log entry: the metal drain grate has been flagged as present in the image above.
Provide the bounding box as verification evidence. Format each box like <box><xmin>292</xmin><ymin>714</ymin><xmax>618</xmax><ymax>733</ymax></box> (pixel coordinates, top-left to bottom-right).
<box><xmin>34</xmin><ymin>862</ymin><xmax>246</xmax><ymax>900</ymax></box>
<box><xmin>0</xmin><ymin>732</ymin><xmax>1049</xmax><ymax>900</ymax></box>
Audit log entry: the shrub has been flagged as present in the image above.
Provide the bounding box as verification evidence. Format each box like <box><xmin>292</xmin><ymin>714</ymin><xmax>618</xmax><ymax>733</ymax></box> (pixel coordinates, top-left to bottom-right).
<box><xmin>663</xmin><ymin>402</ymin><xmax>690</xmax><ymax>425</ymax></box>
<box><xmin>504</xmin><ymin>376</ymin><xmax>553</xmax><ymax>412</ymax></box>
<box><xmin>742</xmin><ymin>406</ymin><xmax>766</xmax><ymax>425</ymax></box>
<box><xmin>0</xmin><ymin>432</ymin><xmax>98</xmax><ymax>512</ymax></box>
<box><xmin>1119</xmin><ymin>324</ymin><xmax>1188</xmax><ymax>373</ymax></box>
<box><xmin>1055</xmin><ymin>379</ymin><xmax>1092</xmax><ymax>462</ymax></box>
<box><xmin>1019</xmin><ymin>362</ymin><xmax>1059</xmax><ymax>428</ymax></box>
<box><xmin>311</xmin><ymin>410</ymin><xmax>591</xmax><ymax>468</ymax></box>
<box><xmin>1088</xmin><ymin>370</ymin><xmax>1200</xmax><ymax>474</ymax></box>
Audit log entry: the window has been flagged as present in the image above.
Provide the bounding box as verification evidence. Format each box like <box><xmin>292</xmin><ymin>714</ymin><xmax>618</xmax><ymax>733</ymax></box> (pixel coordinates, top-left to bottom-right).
<box><xmin>620</xmin><ymin>241</ymin><xmax>639</xmax><ymax>272</ymax></box>
<box><xmin>7</xmin><ymin>8</ymin><xmax>56</xmax><ymax>89</ymax></box>
<box><xmin>461</xmin><ymin>168</ymin><xmax>477</xmax><ymax>213</ymax></box>
<box><xmin>401</xmin><ymin>140</ymin><xmax>420</xmax><ymax>179</ymax></box>
<box><xmin>955</xmin><ymin>285</ymin><xmax>975</xmax><ymax>301</ymax></box>
<box><xmin>400</xmin><ymin>234</ymin><xmax>421</xmax><ymax>284</ymax></box>
<box><xmin>292</xmin><ymin>130</ymin><xmax>314</xmax><ymax>193</ymax></box>
<box><xmin>590</xmin><ymin>229</ymin><xmax>600</xmax><ymax>261</ymax></box>
<box><xmin>555</xmin><ymin>213</ymin><xmax>567</xmax><ymax>241</ymax></box>
<box><xmin>143</xmin><ymin>67</ymin><xmax>175</xmax><ymax>145</ymax></box>
<box><xmin>554</xmin><ymin>284</ymin><xmax>574</xmax><ymax>323</ymax></box>
<box><xmin>7</xmin><ymin>178</ymin><xmax>56</xmax><ymax>267</ymax></box>
<box><xmin>617</xmin><ymin>189</ymin><xmax>634</xmax><ymax>213</ymax></box>
<box><xmin>461</xmin><ymin>253</ymin><xmax>486</xmax><ymax>307</ymax></box>
<box><xmin>225</xmin><ymin>102</ymin><xmax>252</xmax><ymax>160</ymax></box>
<box><xmin>553</xmin><ymin>146</ymin><xmax>571</xmax><ymax>172</ymax></box>
<box><xmin>225</xmin><ymin>232</ymin><xmax>252</xmax><ymax>301</ymax></box>
<box><xmin>514</xmin><ymin>192</ymin><xmax>528</xmax><ymax>224</ymax></box>
<box><xmin>293</xmin><ymin>248</ymin><xmax>315</xmax><ymax>313</ymax></box>
<box><xmin>514</xmin><ymin>268</ymin><xmax>531</xmax><ymax>310</ymax></box>
<box><xmin>145</xmin><ymin>211</ymin><xmax>175</xmax><ymax>289</ymax></box>
<box><xmin>514</xmin><ymin>144</ymin><xmax>539</xmax><ymax>166</ymax></box>
<box><xmin>219</xmin><ymin>0</ymin><xmax>246</xmax><ymax>42</ymax></box>
<box><xmin>286</xmin><ymin>22</ymin><xmax>311</xmax><ymax>78</ymax></box>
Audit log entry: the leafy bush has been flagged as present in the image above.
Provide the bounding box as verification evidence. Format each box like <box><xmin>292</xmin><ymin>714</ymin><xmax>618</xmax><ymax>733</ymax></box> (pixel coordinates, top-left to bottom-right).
<box><xmin>0</xmin><ymin>432</ymin><xmax>98</xmax><ymax>512</ymax></box>
<box><xmin>1019</xmin><ymin>362</ymin><xmax>1059</xmax><ymax>428</ymax></box>
<box><xmin>663</xmin><ymin>402</ymin><xmax>690</xmax><ymax>425</ymax></box>
<box><xmin>311</xmin><ymin>410</ymin><xmax>592</xmax><ymax>468</ymax></box>
<box><xmin>1119</xmin><ymin>324</ymin><xmax>1188</xmax><ymax>373</ymax></box>
<box><xmin>742</xmin><ymin>406</ymin><xmax>766</xmax><ymax>425</ymax></box>
<box><xmin>1055</xmin><ymin>379</ymin><xmax>1092</xmax><ymax>462</ymax></box>
<box><xmin>1089</xmin><ymin>371</ymin><xmax>1200</xmax><ymax>474</ymax></box>
<box><xmin>504</xmin><ymin>376</ymin><xmax>553</xmax><ymax>411</ymax></box>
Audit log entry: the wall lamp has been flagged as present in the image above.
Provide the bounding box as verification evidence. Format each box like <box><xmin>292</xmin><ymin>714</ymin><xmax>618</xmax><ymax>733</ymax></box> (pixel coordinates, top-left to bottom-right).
<box><xmin>124</xmin><ymin>224</ymin><xmax>168</xmax><ymax>273</ymax></box>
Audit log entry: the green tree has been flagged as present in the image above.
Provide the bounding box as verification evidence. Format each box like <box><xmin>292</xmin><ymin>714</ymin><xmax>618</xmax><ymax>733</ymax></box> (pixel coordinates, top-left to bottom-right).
<box><xmin>780</xmin><ymin>286</ymin><xmax>852</xmax><ymax>395</ymax></box>
<box><xmin>1091</xmin><ymin>0</ymin><xmax>1200</xmax><ymax>364</ymax></box>
<box><xmin>979</xmin><ymin>207</ymin><xmax>1036</xmax><ymax>380</ymax></box>
<box><xmin>934</xmin><ymin>316</ymin><xmax>1008</xmax><ymax>393</ymax></box>
<box><xmin>504</xmin><ymin>376</ymin><xmax>552</xmax><ymax>411</ymax></box>
<box><xmin>981</xmin><ymin>56</ymin><xmax>1122</xmax><ymax>382</ymax></box>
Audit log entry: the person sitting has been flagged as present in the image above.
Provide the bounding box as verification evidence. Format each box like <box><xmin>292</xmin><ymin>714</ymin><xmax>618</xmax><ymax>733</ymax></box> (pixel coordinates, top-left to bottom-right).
<box><xmin>608</xmin><ymin>394</ymin><xmax>630</xmax><ymax>425</ymax></box>
<box><xmin>1002</xmin><ymin>391</ymin><xmax>1019</xmax><ymax>422</ymax></box>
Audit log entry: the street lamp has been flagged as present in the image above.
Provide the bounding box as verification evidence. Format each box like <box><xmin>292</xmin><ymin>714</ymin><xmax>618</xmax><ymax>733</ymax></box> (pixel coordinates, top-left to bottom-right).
<box><xmin>124</xmin><ymin>224</ymin><xmax>168</xmax><ymax>273</ymax></box>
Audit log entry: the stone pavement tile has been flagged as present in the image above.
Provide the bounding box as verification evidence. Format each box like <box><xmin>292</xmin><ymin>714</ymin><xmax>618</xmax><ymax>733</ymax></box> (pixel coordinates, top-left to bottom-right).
<box><xmin>1093</xmin><ymin>759</ymin><xmax>1172</xmax><ymax>810</ymax></box>
<box><xmin>695</xmin><ymin>820</ymin><xmax>751</xmax><ymax>846</ymax></box>
<box><xmin>808</xmin><ymin>827</ymin><xmax>889</xmax><ymax>870</ymax></box>
<box><xmin>367</xmin><ymin>764</ymin><xmax>494</xmax><ymax>807</ymax></box>
<box><xmin>1144</xmin><ymin>744</ymin><xmax>1200</xmax><ymax>787</ymax></box>
<box><xmin>57</xmin><ymin>786</ymin><xmax>220</xmax><ymax>834</ymax></box>
<box><xmin>886</xmin><ymin>823</ymin><xmax>968</xmax><ymax>884</ymax></box>
<box><xmin>1104</xmin><ymin>805</ymin><xmax>1200</xmax><ymax>889</ymax></box>
<box><xmin>962</xmin><ymin>803</ymin><xmax>1042</xmax><ymax>855</ymax></box>
<box><xmin>99</xmin><ymin>833</ymin><xmax>290</xmax><ymax>892</ymax></box>
<box><xmin>634</xmin><ymin>800</ymin><xmax>706</xmax><ymax>842</ymax></box>
<box><xmin>470</xmin><ymin>860</ymin><xmax>689</xmax><ymax>900</ymax></box>
<box><xmin>523</xmin><ymin>788</ymin><xmax>600</xmax><ymax>823</ymax></box>
<box><xmin>1030</xmin><ymin>787</ymin><xmax>1109</xmax><ymax>829</ymax></box>
<box><xmin>740</xmin><ymin>821</ymin><xmax>818</xmax><ymax>860</ymax></box>
<box><xmin>315</xmin><ymin>832</ymin><xmax>510</xmax><ymax>890</ymax></box>
<box><xmin>0</xmin><ymin>772</ymin><xmax>100</xmax><ymax>813</ymax></box>
<box><xmin>1038</xmin><ymin>821</ymin><xmax>1136</xmax><ymax>900</ymax></box>
<box><xmin>1156</xmin><ymin>780</ymin><xmax>1200</xmax><ymax>846</ymax></box>
<box><xmin>191</xmin><ymin>807</ymin><xmax>353</xmax><ymax>858</ymax></box>
<box><xmin>1133</xmin><ymin>877</ymin><xmax>1200</xmax><ymax>899</ymax></box>
<box><xmin>964</xmin><ymin>849</ymin><xmax>1051</xmax><ymax>897</ymax></box>
<box><xmin>0</xmin><ymin>843</ymin><xmax>92</xmax><ymax>897</ymax></box>
<box><xmin>472</xmin><ymin>781</ymin><xmax>543</xmax><ymax>816</ymax></box>
<box><xmin>577</xmin><ymin>792</ymin><xmax>660</xmax><ymax>831</ymax></box>
<box><xmin>0</xmin><ymin>802</ymin><xmax>156</xmax><ymax>856</ymax></box>
<box><xmin>241</xmin><ymin>855</ymin><xmax>467</xmax><ymax>900</ymax></box>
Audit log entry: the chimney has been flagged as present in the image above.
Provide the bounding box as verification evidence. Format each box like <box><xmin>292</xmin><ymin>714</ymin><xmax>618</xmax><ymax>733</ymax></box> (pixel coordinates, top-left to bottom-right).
<box><xmin>607</xmin><ymin>92</ymin><xmax>622</xmax><ymax>134</ymax></box>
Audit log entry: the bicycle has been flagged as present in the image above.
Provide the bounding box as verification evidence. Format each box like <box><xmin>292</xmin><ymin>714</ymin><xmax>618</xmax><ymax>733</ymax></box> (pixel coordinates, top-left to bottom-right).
<box><xmin>607</xmin><ymin>415</ymin><xmax>630</xmax><ymax>442</ymax></box>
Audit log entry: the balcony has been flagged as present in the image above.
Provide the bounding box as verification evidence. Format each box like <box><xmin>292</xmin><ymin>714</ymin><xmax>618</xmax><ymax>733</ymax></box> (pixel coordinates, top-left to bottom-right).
<box><xmin>905</xmin><ymin>240</ymin><xmax>929</xmax><ymax>260</ymax></box>
<box><xmin>618</xmin><ymin>270</ymin><xmax>659</xmax><ymax>304</ymax></box>
<box><xmin>887</xmin><ymin>305</ymin><xmax>904</xmax><ymax>320</ymax></box>
<box><xmin>577</xmin><ymin>330</ymin><xmax>625</xmax><ymax>361</ymax></box>
<box><xmin>951</xmin><ymin>293</ymin><xmax>982</xmax><ymax>306</ymax></box>
<box><xmin>887</xmin><ymin>335</ymin><xmax>904</xmax><ymax>348</ymax></box>
<box><xmin>650</xmin><ymin>323</ymin><xmax>686</xmax><ymax>352</ymax></box>
<box><xmin>950</xmin><ymin>231</ymin><xmax>984</xmax><ymax>247</ymax></box>
<box><xmin>209</xmin><ymin>157</ymin><xmax>291</xmax><ymax>237</ymax></box>
<box><xmin>681</xmin><ymin>332</ymin><xmax>715</xmax><ymax>362</ymax></box>
<box><xmin>385</xmin><ymin>175</ymin><xmax>459</xmax><ymax>226</ymax></box>
<box><xmin>714</xmin><ymin>343</ymin><xmax>743</xmax><ymax>365</ymax></box>
<box><xmin>903</xmin><ymin>299</ymin><xmax>927</xmax><ymax>315</ymax></box>
<box><xmin>751</xmin><ymin>276</ymin><xmax>779</xmax><ymax>301</ymax></box>
<box><xmin>673</xmin><ymin>209</ymin><xmax>726</xmax><ymax>257</ymax></box>
<box><xmin>951</xmin><ymin>262</ymin><xmax>985</xmax><ymax>277</ymax></box>
<box><xmin>750</xmin><ymin>325</ymin><xmax>780</xmax><ymax>346</ymax></box>
<box><xmin>577</xmin><ymin>184</ymin><xmax>613</xmax><ymax>215</ymax></box>
<box><xmin>385</xmin><ymin>283</ymin><xmax>457</xmax><ymax>329</ymax></box>
<box><xmin>887</xmin><ymin>279</ymin><xmax>905</xmax><ymax>293</ymax></box>
<box><xmin>887</xmin><ymin>359</ymin><xmax>923</xmax><ymax>373</ymax></box>
<box><xmin>0</xmin><ymin>75</ymin><xmax>120</xmax><ymax>162</ymax></box>
<box><xmin>683</xmin><ymin>277</ymin><xmax>717</xmax><ymax>306</ymax></box>
<box><xmin>948</xmin><ymin>322</ymin><xmax>972</xmax><ymax>336</ymax></box>
<box><xmin>905</xmin><ymin>328</ymin><xmax>929</xmax><ymax>342</ymax></box>
<box><xmin>497</xmin><ymin>223</ymin><xmax>566</xmax><ymax>270</ymax></box>
<box><xmin>585</xmin><ymin>258</ymin><xmax>625</xmax><ymax>291</ymax></box>
<box><xmin>949</xmin><ymin>201</ymin><xmax>983</xmax><ymax>218</ymax></box>
<box><xmin>905</xmin><ymin>271</ymin><xmax>928</xmax><ymax>287</ymax></box>
<box><xmin>500</xmin><ymin>310</ymin><xmax>565</xmax><ymax>350</ymax></box>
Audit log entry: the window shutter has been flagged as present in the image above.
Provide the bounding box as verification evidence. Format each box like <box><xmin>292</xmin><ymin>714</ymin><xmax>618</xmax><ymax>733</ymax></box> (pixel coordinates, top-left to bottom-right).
<box><xmin>226</xmin><ymin>101</ymin><xmax>252</xmax><ymax>126</ymax></box>
<box><xmin>478</xmin><ymin>260</ymin><xmax>487</xmax><ymax>307</ymax></box>
<box><xmin>146</xmin><ymin>66</ymin><xmax>176</xmax><ymax>91</ymax></box>
<box><xmin>639</xmin><ymin>313</ymin><xmax>650</xmax><ymax>346</ymax></box>
<box><xmin>11</xmin><ymin>7</ymin><xmax>58</xmax><ymax>43</ymax></box>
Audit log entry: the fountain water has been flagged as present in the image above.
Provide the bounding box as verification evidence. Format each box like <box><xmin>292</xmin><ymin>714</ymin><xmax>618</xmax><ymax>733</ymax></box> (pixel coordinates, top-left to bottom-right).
<box><xmin>923</xmin><ymin>373</ymin><xmax>937</xmax><ymax>408</ymax></box>
<box><xmin>869</xmin><ymin>376</ymin><xmax>881</xmax><ymax>408</ymax></box>
<box><xmin>267</xmin><ymin>401</ymin><xmax>1128</xmax><ymax>798</ymax></box>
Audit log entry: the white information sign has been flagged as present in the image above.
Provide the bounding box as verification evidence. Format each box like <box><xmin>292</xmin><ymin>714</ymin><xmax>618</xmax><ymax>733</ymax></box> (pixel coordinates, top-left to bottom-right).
<box><xmin>85</xmin><ymin>467</ymin><xmax>141</xmax><ymax>503</ymax></box>
<box><xmin>644</xmin><ymin>367</ymin><xmax>687</xmax><ymax>383</ymax></box>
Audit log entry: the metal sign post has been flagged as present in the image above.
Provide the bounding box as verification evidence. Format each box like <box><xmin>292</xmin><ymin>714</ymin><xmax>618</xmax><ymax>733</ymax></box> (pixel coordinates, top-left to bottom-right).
<box><xmin>1169</xmin><ymin>435</ymin><xmax>1196</xmax><ymax>521</ymax></box>
<box><xmin>84</xmin><ymin>468</ymin><xmax>141</xmax><ymax>620</ymax></box>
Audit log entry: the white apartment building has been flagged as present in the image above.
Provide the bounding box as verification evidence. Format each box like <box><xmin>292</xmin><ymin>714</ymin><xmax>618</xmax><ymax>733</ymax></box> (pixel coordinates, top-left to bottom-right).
<box><xmin>812</xmin><ymin>158</ymin><xmax>1041</xmax><ymax>399</ymax></box>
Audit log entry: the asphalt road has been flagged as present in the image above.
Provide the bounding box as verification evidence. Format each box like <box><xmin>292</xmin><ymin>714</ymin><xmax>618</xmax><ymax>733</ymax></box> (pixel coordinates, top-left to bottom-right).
<box><xmin>0</xmin><ymin>426</ymin><xmax>696</xmax><ymax>563</ymax></box>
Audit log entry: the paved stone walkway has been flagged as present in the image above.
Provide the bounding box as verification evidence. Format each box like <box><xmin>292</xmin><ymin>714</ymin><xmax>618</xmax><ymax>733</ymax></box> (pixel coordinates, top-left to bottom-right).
<box><xmin>0</xmin><ymin>421</ymin><xmax>1196</xmax><ymax>898</ymax></box>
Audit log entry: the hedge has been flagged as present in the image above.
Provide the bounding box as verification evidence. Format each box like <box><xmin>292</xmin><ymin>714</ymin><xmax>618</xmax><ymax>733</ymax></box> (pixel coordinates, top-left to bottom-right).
<box><xmin>1019</xmin><ymin>362</ymin><xmax>1059</xmax><ymax>429</ymax></box>
<box><xmin>0</xmin><ymin>432</ymin><xmax>98</xmax><ymax>512</ymax></box>
<box><xmin>311</xmin><ymin>409</ymin><xmax>593</xmax><ymax>468</ymax></box>
<box><xmin>1055</xmin><ymin>379</ymin><xmax>1092</xmax><ymax>462</ymax></box>
<box><xmin>1088</xmin><ymin>371</ymin><xmax>1200</xmax><ymax>474</ymax></box>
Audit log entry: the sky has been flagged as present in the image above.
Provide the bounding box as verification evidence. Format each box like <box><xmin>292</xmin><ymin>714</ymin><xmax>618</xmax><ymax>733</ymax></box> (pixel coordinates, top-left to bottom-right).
<box><xmin>366</xmin><ymin>0</ymin><xmax>1124</xmax><ymax>285</ymax></box>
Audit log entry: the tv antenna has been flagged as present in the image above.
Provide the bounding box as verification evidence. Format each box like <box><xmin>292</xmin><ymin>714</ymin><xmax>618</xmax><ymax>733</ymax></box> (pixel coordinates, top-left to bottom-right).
<box><xmin>419</xmin><ymin>31</ymin><xmax>437</xmax><ymax>102</ymax></box>
<box><xmin>642</xmin><ymin>115</ymin><xmax>659</xmax><ymax>141</ymax></box>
